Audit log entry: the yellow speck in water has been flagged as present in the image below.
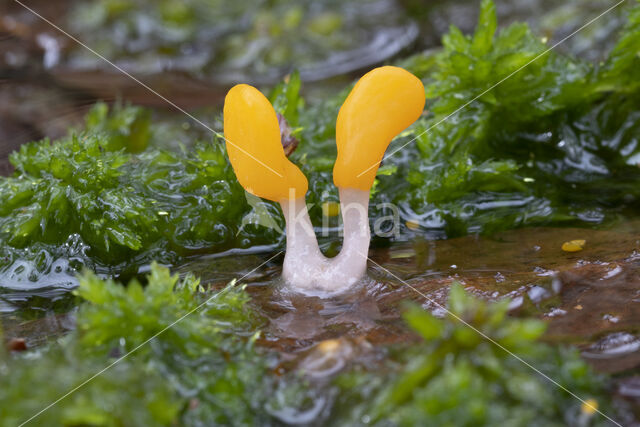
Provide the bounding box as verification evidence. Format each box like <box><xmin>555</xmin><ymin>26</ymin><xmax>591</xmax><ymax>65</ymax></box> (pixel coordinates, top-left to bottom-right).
<box><xmin>406</xmin><ymin>220</ymin><xmax>420</xmax><ymax>230</ymax></box>
<box><xmin>316</xmin><ymin>339</ymin><xmax>341</xmax><ymax>354</ymax></box>
<box><xmin>581</xmin><ymin>398</ymin><xmax>598</xmax><ymax>415</ymax></box>
<box><xmin>322</xmin><ymin>201</ymin><xmax>340</xmax><ymax>217</ymax></box>
<box><xmin>562</xmin><ymin>239</ymin><xmax>586</xmax><ymax>252</ymax></box>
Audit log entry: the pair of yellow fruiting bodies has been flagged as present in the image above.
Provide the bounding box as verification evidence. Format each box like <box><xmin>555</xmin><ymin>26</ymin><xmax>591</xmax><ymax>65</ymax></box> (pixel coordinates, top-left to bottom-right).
<box><xmin>224</xmin><ymin>66</ymin><xmax>425</xmax><ymax>201</ymax></box>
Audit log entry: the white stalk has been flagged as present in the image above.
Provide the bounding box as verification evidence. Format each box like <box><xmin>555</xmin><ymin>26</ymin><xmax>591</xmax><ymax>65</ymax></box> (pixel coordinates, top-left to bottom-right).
<box><xmin>330</xmin><ymin>187</ymin><xmax>370</xmax><ymax>283</ymax></box>
<box><xmin>279</xmin><ymin>196</ymin><xmax>325</xmax><ymax>289</ymax></box>
<box><xmin>279</xmin><ymin>188</ymin><xmax>370</xmax><ymax>293</ymax></box>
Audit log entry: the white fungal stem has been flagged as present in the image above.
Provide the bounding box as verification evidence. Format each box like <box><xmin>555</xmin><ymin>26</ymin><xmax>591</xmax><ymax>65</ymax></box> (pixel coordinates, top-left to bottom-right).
<box><xmin>279</xmin><ymin>188</ymin><xmax>370</xmax><ymax>293</ymax></box>
<box><xmin>331</xmin><ymin>187</ymin><xmax>370</xmax><ymax>282</ymax></box>
<box><xmin>279</xmin><ymin>196</ymin><xmax>325</xmax><ymax>288</ymax></box>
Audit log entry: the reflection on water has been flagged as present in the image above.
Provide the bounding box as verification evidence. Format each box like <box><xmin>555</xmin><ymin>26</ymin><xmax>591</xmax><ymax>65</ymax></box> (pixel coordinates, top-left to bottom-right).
<box><xmin>0</xmin><ymin>257</ymin><xmax>77</xmax><ymax>292</ymax></box>
<box><xmin>2</xmin><ymin>218</ymin><xmax>640</xmax><ymax>376</ymax></box>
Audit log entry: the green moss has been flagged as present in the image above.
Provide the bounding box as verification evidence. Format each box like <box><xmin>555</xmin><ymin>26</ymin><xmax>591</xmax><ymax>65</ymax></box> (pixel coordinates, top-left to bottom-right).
<box><xmin>394</xmin><ymin>0</ymin><xmax>640</xmax><ymax>235</ymax></box>
<box><xmin>67</xmin><ymin>0</ymin><xmax>412</xmax><ymax>79</ymax></box>
<box><xmin>0</xmin><ymin>271</ymin><xmax>619</xmax><ymax>425</ymax></box>
<box><xmin>596</xmin><ymin>0</ymin><xmax>640</xmax><ymax>93</ymax></box>
<box><xmin>0</xmin><ymin>344</ymin><xmax>180</xmax><ymax>426</ymax></box>
<box><xmin>0</xmin><ymin>264</ymin><xmax>287</xmax><ymax>426</ymax></box>
<box><xmin>331</xmin><ymin>284</ymin><xmax>613</xmax><ymax>426</ymax></box>
<box><xmin>282</xmin><ymin>0</ymin><xmax>640</xmax><ymax>238</ymax></box>
<box><xmin>84</xmin><ymin>101</ymin><xmax>152</xmax><ymax>153</ymax></box>
<box><xmin>269</xmin><ymin>70</ymin><xmax>303</xmax><ymax>127</ymax></box>
<box><xmin>0</xmin><ymin>104</ymin><xmax>283</xmax><ymax>274</ymax></box>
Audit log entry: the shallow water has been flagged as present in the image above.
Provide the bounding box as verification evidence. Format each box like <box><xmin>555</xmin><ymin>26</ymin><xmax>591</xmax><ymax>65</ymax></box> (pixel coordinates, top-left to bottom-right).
<box><xmin>4</xmin><ymin>220</ymin><xmax>640</xmax><ymax>368</ymax></box>
<box><xmin>182</xmin><ymin>221</ymin><xmax>640</xmax><ymax>419</ymax></box>
<box><xmin>173</xmin><ymin>220</ymin><xmax>640</xmax><ymax>378</ymax></box>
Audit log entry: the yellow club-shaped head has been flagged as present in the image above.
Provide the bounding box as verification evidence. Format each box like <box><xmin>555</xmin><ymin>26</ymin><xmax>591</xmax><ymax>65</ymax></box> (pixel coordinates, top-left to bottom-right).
<box><xmin>333</xmin><ymin>66</ymin><xmax>425</xmax><ymax>191</ymax></box>
<box><xmin>223</xmin><ymin>84</ymin><xmax>308</xmax><ymax>202</ymax></box>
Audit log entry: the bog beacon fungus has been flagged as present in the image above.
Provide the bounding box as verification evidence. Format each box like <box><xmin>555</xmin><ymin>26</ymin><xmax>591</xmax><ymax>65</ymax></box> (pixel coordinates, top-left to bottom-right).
<box><xmin>224</xmin><ymin>66</ymin><xmax>425</xmax><ymax>292</ymax></box>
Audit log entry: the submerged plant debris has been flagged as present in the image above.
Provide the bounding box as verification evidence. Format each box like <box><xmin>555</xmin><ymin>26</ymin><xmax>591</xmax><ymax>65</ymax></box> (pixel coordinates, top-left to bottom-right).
<box><xmin>0</xmin><ymin>264</ymin><xmax>287</xmax><ymax>425</ymax></box>
<box><xmin>0</xmin><ymin>268</ymin><xmax>622</xmax><ymax>425</ymax></box>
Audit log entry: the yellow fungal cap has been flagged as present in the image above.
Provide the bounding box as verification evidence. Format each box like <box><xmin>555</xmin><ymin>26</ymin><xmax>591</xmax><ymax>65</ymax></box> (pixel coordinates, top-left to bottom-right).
<box><xmin>333</xmin><ymin>66</ymin><xmax>425</xmax><ymax>191</ymax></box>
<box><xmin>223</xmin><ymin>84</ymin><xmax>308</xmax><ymax>201</ymax></box>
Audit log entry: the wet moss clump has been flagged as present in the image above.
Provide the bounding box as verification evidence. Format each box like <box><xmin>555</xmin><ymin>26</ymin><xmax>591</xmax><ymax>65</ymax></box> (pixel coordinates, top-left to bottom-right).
<box><xmin>295</xmin><ymin>0</ymin><xmax>640</xmax><ymax>237</ymax></box>
<box><xmin>0</xmin><ymin>104</ymin><xmax>283</xmax><ymax>277</ymax></box>
<box><xmin>331</xmin><ymin>284</ymin><xmax>616</xmax><ymax>426</ymax></box>
<box><xmin>397</xmin><ymin>0</ymin><xmax>640</xmax><ymax>236</ymax></box>
<box><xmin>0</xmin><ymin>264</ymin><xmax>291</xmax><ymax>426</ymax></box>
